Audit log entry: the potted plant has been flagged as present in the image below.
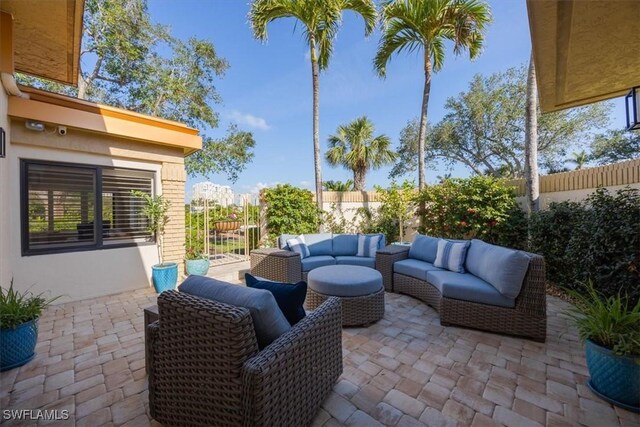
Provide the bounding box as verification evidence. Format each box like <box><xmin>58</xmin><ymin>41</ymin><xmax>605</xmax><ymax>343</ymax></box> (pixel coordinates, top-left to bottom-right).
<box><xmin>566</xmin><ymin>282</ymin><xmax>640</xmax><ymax>412</ymax></box>
<box><xmin>132</xmin><ymin>190</ymin><xmax>177</xmax><ymax>293</ymax></box>
<box><xmin>214</xmin><ymin>211</ymin><xmax>241</xmax><ymax>232</ymax></box>
<box><xmin>0</xmin><ymin>281</ymin><xmax>59</xmax><ymax>371</ymax></box>
<box><xmin>185</xmin><ymin>246</ymin><xmax>209</xmax><ymax>276</ymax></box>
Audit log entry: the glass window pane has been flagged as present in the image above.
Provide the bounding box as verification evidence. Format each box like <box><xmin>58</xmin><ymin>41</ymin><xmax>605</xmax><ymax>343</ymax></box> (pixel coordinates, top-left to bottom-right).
<box><xmin>102</xmin><ymin>168</ymin><xmax>154</xmax><ymax>245</ymax></box>
<box><xmin>26</xmin><ymin>163</ymin><xmax>96</xmax><ymax>250</ymax></box>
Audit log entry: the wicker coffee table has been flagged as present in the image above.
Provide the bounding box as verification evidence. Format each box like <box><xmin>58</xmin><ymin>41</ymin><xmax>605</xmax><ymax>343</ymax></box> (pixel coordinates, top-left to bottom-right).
<box><xmin>306</xmin><ymin>265</ymin><xmax>384</xmax><ymax>327</ymax></box>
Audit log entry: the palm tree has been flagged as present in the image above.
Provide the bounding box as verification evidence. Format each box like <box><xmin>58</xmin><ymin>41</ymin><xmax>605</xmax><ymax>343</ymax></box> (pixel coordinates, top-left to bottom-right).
<box><xmin>250</xmin><ymin>0</ymin><xmax>377</xmax><ymax>210</ymax></box>
<box><xmin>566</xmin><ymin>150</ymin><xmax>589</xmax><ymax>170</ymax></box>
<box><xmin>525</xmin><ymin>53</ymin><xmax>540</xmax><ymax>215</ymax></box>
<box><xmin>323</xmin><ymin>180</ymin><xmax>355</xmax><ymax>191</ymax></box>
<box><xmin>374</xmin><ymin>0</ymin><xmax>491</xmax><ymax>191</ymax></box>
<box><xmin>326</xmin><ymin>116</ymin><xmax>396</xmax><ymax>191</ymax></box>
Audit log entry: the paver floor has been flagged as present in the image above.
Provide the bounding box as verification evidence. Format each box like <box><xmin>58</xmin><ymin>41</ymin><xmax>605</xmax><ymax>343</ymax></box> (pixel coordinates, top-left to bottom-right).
<box><xmin>1</xmin><ymin>285</ymin><xmax>638</xmax><ymax>427</ymax></box>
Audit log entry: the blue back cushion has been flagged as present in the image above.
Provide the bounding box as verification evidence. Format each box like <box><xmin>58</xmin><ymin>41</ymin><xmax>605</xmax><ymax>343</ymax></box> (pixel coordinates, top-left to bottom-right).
<box><xmin>465</xmin><ymin>239</ymin><xmax>531</xmax><ymax>298</ymax></box>
<box><xmin>279</xmin><ymin>233</ymin><xmax>333</xmax><ymax>256</ymax></box>
<box><xmin>333</xmin><ymin>234</ymin><xmax>359</xmax><ymax>256</ymax></box>
<box><xmin>409</xmin><ymin>234</ymin><xmax>439</xmax><ymax>263</ymax></box>
<box><xmin>178</xmin><ymin>275</ymin><xmax>290</xmax><ymax>349</ymax></box>
<box><xmin>245</xmin><ymin>274</ymin><xmax>307</xmax><ymax>325</ymax></box>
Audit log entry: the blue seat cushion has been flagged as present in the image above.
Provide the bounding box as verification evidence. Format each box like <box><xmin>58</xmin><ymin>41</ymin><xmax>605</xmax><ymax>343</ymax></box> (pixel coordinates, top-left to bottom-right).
<box><xmin>335</xmin><ymin>255</ymin><xmax>375</xmax><ymax>268</ymax></box>
<box><xmin>178</xmin><ymin>275</ymin><xmax>291</xmax><ymax>349</ymax></box>
<box><xmin>465</xmin><ymin>239</ymin><xmax>531</xmax><ymax>298</ymax></box>
<box><xmin>409</xmin><ymin>234</ymin><xmax>439</xmax><ymax>263</ymax></box>
<box><xmin>426</xmin><ymin>270</ymin><xmax>515</xmax><ymax>308</ymax></box>
<box><xmin>333</xmin><ymin>234</ymin><xmax>358</xmax><ymax>256</ymax></box>
<box><xmin>301</xmin><ymin>255</ymin><xmax>336</xmax><ymax>272</ymax></box>
<box><xmin>394</xmin><ymin>258</ymin><xmax>444</xmax><ymax>281</ymax></box>
<box><xmin>245</xmin><ymin>274</ymin><xmax>307</xmax><ymax>325</ymax></box>
<box><xmin>307</xmin><ymin>265</ymin><xmax>382</xmax><ymax>297</ymax></box>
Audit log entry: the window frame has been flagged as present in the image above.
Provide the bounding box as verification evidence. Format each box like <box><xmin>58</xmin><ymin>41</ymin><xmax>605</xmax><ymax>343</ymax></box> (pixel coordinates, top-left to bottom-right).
<box><xmin>20</xmin><ymin>159</ymin><xmax>157</xmax><ymax>256</ymax></box>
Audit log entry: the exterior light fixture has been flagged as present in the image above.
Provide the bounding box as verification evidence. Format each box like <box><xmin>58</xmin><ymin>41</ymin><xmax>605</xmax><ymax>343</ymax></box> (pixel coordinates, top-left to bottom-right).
<box><xmin>25</xmin><ymin>120</ymin><xmax>45</xmax><ymax>132</ymax></box>
<box><xmin>625</xmin><ymin>86</ymin><xmax>640</xmax><ymax>131</ymax></box>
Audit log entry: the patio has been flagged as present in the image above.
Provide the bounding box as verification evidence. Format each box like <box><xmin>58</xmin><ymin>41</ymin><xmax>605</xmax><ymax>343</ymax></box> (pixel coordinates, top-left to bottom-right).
<box><xmin>1</xmin><ymin>272</ymin><xmax>638</xmax><ymax>427</ymax></box>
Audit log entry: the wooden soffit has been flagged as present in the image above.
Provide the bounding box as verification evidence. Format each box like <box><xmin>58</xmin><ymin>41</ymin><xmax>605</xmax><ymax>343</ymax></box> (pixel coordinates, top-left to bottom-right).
<box><xmin>527</xmin><ymin>0</ymin><xmax>640</xmax><ymax>112</ymax></box>
<box><xmin>0</xmin><ymin>0</ymin><xmax>84</xmax><ymax>85</ymax></box>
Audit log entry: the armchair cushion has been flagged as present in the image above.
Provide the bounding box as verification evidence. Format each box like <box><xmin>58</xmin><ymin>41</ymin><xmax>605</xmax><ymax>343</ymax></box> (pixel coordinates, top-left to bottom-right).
<box><xmin>305</xmin><ymin>233</ymin><xmax>334</xmax><ymax>256</ymax></box>
<box><xmin>301</xmin><ymin>255</ymin><xmax>336</xmax><ymax>272</ymax></box>
<box><xmin>465</xmin><ymin>239</ymin><xmax>531</xmax><ymax>298</ymax></box>
<box><xmin>426</xmin><ymin>270</ymin><xmax>516</xmax><ymax>308</ymax></box>
<box><xmin>245</xmin><ymin>274</ymin><xmax>307</xmax><ymax>325</ymax></box>
<box><xmin>409</xmin><ymin>234</ymin><xmax>439</xmax><ymax>263</ymax></box>
<box><xmin>178</xmin><ymin>275</ymin><xmax>291</xmax><ymax>348</ymax></box>
<box><xmin>333</xmin><ymin>234</ymin><xmax>359</xmax><ymax>256</ymax></box>
<box><xmin>334</xmin><ymin>255</ymin><xmax>375</xmax><ymax>268</ymax></box>
<box><xmin>394</xmin><ymin>258</ymin><xmax>444</xmax><ymax>281</ymax></box>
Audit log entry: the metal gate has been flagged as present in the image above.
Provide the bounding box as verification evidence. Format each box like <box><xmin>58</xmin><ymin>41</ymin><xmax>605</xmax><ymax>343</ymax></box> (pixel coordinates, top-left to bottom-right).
<box><xmin>186</xmin><ymin>194</ymin><xmax>260</xmax><ymax>266</ymax></box>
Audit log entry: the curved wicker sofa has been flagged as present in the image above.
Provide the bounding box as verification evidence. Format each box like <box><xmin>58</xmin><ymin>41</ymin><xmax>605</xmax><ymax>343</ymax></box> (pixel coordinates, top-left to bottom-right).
<box><xmin>148</xmin><ymin>290</ymin><xmax>343</xmax><ymax>427</ymax></box>
<box><xmin>376</xmin><ymin>244</ymin><xmax>547</xmax><ymax>342</ymax></box>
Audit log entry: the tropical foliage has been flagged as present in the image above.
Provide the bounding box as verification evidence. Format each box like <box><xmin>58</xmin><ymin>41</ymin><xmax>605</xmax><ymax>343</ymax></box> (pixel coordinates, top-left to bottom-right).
<box><xmin>375</xmin><ymin>0</ymin><xmax>491</xmax><ymax>190</ymax></box>
<box><xmin>0</xmin><ymin>281</ymin><xmax>60</xmax><ymax>329</ymax></box>
<box><xmin>390</xmin><ymin>65</ymin><xmax>612</xmax><ymax>179</ymax></box>
<box><xmin>262</xmin><ymin>184</ymin><xmax>321</xmax><ymax>238</ymax></box>
<box><xmin>250</xmin><ymin>0</ymin><xmax>377</xmax><ymax>208</ymax></box>
<box><xmin>18</xmin><ymin>0</ymin><xmax>255</xmax><ymax>183</ymax></box>
<box><xmin>565</xmin><ymin>150</ymin><xmax>589</xmax><ymax>170</ymax></box>
<box><xmin>323</xmin><ymin>180</ymin><xmax>355</xmax><ymax>191</ymax></box>
<box><xmin>590</xmin><ymin>129</ymin><xmax>640</xmax><ymax>165</ymax></box>
<box><xmin>326</xmin><ymin>116</ymin><xmax>395</xmax><ymax>191</ymax></box>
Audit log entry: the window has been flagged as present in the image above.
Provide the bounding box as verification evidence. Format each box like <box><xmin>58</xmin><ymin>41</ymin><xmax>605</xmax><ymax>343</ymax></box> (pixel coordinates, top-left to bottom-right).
<box><xmin>21</xmin><ymin>160</ymin><xmax>155</xmax><ymax>255</ymax></box>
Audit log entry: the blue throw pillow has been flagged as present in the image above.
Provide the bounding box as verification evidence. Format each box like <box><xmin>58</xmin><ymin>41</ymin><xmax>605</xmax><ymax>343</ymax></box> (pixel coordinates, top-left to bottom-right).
<box><xmin>245</xmin><ymin>274</ymin><xmax>307</xmax><ymax>325</ymax></box>
<box><xmin>356</xmin><ymin>234</ymin><xmax>382</xmax><ymax>257</ymax></box>
<box><xmin>433</xmin><ymin>239</ymin><xmax>471</xmax><ymax>273</ymax></box>
<box><xmin>286</xmin><ymin>235</ymin><xmax>311</xmax><ymax>259</ymax></box>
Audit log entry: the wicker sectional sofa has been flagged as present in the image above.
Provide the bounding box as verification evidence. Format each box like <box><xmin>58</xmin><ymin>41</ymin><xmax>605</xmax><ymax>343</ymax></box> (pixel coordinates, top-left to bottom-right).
<box><xmin>376</xmin><ymin>238</ymin><xmax>547</xmax><ymax>342</ymax></box>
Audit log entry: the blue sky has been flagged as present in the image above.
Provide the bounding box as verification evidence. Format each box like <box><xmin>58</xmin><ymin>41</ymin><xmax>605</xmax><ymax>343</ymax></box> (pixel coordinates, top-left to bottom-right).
<box><xmin>148</xmin><ymin>0</ymin><xmax>626</xmax><ymax>199</ymax></box>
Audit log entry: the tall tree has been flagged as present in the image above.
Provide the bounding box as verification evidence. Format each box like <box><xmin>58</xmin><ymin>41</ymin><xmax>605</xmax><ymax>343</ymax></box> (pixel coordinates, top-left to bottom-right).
<box><xmin>565</xmin><ymin>150</ymin><xmax>589</xmax><ymax>170</ymax></box>
<box><xmin>326</xmin><ymin>116</ymin><xmax>396</xmax><ymax>191</ymax></box>
<box><xmin>17</xmin><ymin>0</ymin><xmax>255</xmax><ymax>183</ymax></box>
<box><xmin>390</xmin><ymin>65</ymin><xmax>613</xmax><ymax>178</ymax></box>
<box><xmin>250</xmin><ymin>0</ymin><xmax>377</xmax><ymax>209</ymax></box>
<box><xmin>323</xmin><ymin>180</ymin><xmax>355</xmax><ymax>191</ymax></box>
<box><xmin>590</xmin><ymin>129</ymin><xmax>640</xmax><ymax>165</ymax></box>
<box><xmin>524</xmin><ymin>54</ymin><xmax>539</xmax><ymax>214</ymax></box>
<box><xmin>374</xmin><ymin>0</ymin><xmax>491</xmax><ymax>190</ymax></box>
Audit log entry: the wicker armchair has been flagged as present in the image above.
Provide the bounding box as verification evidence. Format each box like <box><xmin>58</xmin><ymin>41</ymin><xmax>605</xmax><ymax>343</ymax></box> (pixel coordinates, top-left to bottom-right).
<box><xmin>376</xmin><ymin>245</ymin><xmax>547</xmax><ymax>342</ymax></box>
<box><xmin>148</xmin><ymin>290</ymin><xmax>343</xmax><ymax>427</ymax></box>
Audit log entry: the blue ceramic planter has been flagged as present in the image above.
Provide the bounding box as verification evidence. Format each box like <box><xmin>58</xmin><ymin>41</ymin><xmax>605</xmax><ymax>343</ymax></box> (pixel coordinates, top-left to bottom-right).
<box><xmin>0</xmin><ymin>319</ymin><xmax>38</xmax><ymax>372</ymax></box>
<box><xmin>152</xmin><ymin>262</ymin><xmax>178</xmax><ymax>293</ymax></box>
<box><xmin>185</xmin><ymin>259</ymin><xmax>209</xmax><ymax>276</ymax></box>
<box><xmin>585</xmin><ymin>339</ymin><xmax>640</xmax><ymax>412</ymax></box>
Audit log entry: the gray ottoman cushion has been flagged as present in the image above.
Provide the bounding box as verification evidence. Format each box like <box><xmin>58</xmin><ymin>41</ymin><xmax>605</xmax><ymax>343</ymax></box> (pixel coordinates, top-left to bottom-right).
<box><xmin>178</xmin><ymin>275</ymin><xmax>290</xmax><ymax>348</ymax></box>
<box><xmin>307</xmin><ymin>265</ymin><xmax>382</xmax><ymax>297</ymax></box>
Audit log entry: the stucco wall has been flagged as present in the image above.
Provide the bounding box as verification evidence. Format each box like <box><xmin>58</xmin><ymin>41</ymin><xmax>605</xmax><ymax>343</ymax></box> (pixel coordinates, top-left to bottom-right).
<box><xmin>4</xmin><ymin>120</ymin><xmax>186</xmax><ymax>302</ymax></box>
<box><xmin>515</xmin><ymin>183</ymin><xmax>640</xmax><ymax>210</ymax></box>
<box><xmin>0</xmin><ymin>84</ymin><xmax>10</xmax><ymax>289</ymax></box>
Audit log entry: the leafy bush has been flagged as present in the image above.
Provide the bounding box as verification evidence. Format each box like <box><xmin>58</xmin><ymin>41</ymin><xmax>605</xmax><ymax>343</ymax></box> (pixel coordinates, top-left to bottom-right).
<box><xmin>490</xmin><ymin>205</ymin><xmax>529</xmax><ymax>250</ymax></box>
<box><xmin>0</xmin><ymin>281</ymin><xmax>60</xmax><ymax>329</ymax></box>
<box><xmin>528</xmin><ymin>201</ymin><xmax>585</xmax><ymax>287</ymax></box>
<box><xmin>262</xmin><ymin>184</ymin><xmax>321</xmax><ymax>237</ymax></box>
<box><xmin>416</xmin><ymin>176</ymin><xmax>519</xmax><ymax>242</ymax></box>
<box><xmin>566</xmin><ymin>188</ymin><xmax>640</xmax><ymax>305</ymax></box>
<box><xmin>566</xmin><ymin>281</ymin><xmax>640</xmax><ymax>356</ymax></box>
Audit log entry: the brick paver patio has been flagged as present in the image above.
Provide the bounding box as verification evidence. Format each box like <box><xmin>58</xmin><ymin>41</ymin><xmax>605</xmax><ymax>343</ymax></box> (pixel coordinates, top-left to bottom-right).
<box><xmin>1</xmin><ymin>286</ymin><xmax>638</xmax><ymax>427</ymax></box>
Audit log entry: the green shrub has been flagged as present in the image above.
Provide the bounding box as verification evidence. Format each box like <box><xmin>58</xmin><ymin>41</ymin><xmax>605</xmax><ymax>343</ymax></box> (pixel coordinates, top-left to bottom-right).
<box><xmin>262</xmin><ymin>184</ymin><xmax>321</xmax><ymax>237</ymax></box>
<box><xmin>416</xmin><ymin>176</ymin><xmax>519</xmax><ymax>242</ymax></box>
<box><xmin>528</xmin><ymin>201</ymin><xmax>585</xmax><ymax>288</ymax></box>
<box><xmin>490</xmin><ymin>206</ymin><xmax>529</xmax><ymax>250</ymax></box>
<box><xmin>567</xmin><ymin>188</ymin><xmax>640</xmax><ymax>305</ymax></box>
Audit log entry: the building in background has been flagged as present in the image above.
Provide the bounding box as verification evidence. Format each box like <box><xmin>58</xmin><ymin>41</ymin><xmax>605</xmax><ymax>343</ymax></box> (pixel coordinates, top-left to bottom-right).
<box><xmin>192</xmin><ymin>181</ymin><xmax>235</xmax><ymax>206</ymax></box>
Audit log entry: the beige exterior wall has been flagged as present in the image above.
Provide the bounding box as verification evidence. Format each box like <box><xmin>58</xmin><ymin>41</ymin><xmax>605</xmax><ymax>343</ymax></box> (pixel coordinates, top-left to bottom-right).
<box><xmin>0</xmin><ymin>83</ymin><xmax>10</xmax><ymax>289</ymax></box>
<box><xmin>3</xmin><ymin>119</ymin><xmax>187</xmax><ymax>302</ymax></box>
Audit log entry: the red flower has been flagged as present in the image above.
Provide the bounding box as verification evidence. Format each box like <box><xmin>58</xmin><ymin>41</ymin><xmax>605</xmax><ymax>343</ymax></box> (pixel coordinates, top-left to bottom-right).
<box><xmin>459</xmin><ymin>221</ymin><xmax>468</xmax><ymax>227</ymax></box>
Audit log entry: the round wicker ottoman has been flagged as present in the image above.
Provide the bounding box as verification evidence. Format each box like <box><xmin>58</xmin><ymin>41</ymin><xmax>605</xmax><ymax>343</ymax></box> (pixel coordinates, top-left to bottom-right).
<box><xmin>306</xmin><ymin>265</ymin><xmax>385</xmax><ymax>327</ymax></box>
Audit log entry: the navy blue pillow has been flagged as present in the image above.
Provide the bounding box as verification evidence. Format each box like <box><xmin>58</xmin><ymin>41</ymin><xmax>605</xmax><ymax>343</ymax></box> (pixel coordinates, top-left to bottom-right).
<box><xmin>245</xmin><ymin>274</ymin><xmax>307</xmax><ymax>325</ymax></box>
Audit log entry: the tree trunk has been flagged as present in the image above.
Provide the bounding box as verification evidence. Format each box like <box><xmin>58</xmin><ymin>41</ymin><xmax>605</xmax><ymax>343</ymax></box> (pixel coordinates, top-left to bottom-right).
<box><xmin>353</xmin><ymin>168</ymin><xmax>366</xmax><ymax>191</ymax></box>
<box><xmin>524</xmin><ymin>53</ymin><xmax>540</xmax><ymax>215</ymax></box>
<box><xmin>417</xmin><ymin>51</ymin><xmax>432</xmax><ymax>191</ymax></box>
<box><xmin>310</xmin><ymin>38</ymin><xmax>323</xmax><ymax>214</ymax></box>
<box><xmin>77</xmin><ymin>72</ymin><xmax>88</xmax><ymax>100</ymax></box>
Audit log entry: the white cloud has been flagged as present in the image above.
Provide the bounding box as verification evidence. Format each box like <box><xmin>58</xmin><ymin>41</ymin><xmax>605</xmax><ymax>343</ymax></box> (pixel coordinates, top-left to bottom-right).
<box><xmin>228</xmin><ymin>110</ymin><xmax>271</xmax><ymax>130</ymax></box>
<box><xmin>248</xmin><ymin>181</ymin><xmax>282</xmax><ymax>195</ymax></box>
<box><xmin>299</xmin><ymin>180</ymin><xmax>311</xmax><ymax>188</ymax></box>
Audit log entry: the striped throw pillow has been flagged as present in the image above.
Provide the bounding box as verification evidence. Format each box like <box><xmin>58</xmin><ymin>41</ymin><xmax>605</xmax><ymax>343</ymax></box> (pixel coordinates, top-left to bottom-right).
<box><xmin>433</xmin><ymin>239</ymin><xmax>470</xmax><ymax>273</ymax></box>
<box><xmin>286</xmin><ymin>235</ymin><xmax>310</xmax><ymax>259</ymax></box>
<box><xmin>357</xmin><ymin>234</ymin><xmax>381</xmax><ymax>257</ymax></box>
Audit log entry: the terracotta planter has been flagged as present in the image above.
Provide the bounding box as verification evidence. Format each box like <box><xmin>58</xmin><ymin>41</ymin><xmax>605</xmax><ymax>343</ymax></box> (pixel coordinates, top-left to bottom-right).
<box><xmin>214</xmin><ymin>221</ymin><xmax>241</xmax><ymax>232</ymax></box>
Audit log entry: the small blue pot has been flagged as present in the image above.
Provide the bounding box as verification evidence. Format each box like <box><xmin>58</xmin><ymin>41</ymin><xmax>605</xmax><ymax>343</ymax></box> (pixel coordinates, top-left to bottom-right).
<box><xmin>185</xmin><ymin>259</ymin><xmax>209</xmax><ymax>276</ymax></box>
<box><xmin>0</xmin><ymin>319</ymin><xmax>39</xmax><ymax>372</ymax></box>
<box><xmin>151</xmin><ymin>262</ymin><xmax>178</xmax><ymax>293</ymax></box>
<box><xmin>585</xmin><ymin>339</ymin><xmax>640</xmax><ymax>412</ymax></box>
